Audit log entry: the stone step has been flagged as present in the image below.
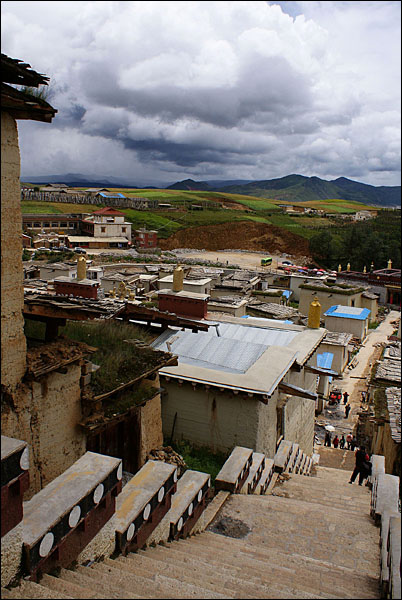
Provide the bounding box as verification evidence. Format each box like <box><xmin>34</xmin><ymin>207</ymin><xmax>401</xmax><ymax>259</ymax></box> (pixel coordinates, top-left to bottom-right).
<box><xmin>133</xmin><ymin>546</ymin><xmax>328</xmax><ymax>599</ymax></box>
<box><xmin>193</xmin><ymin>531</ymin><xmax>380</xmax><ymax>595</ymax></box>
<box><xmin>57</xmin><ymin>568</ymin><xmax>143</xmax><ymax>599</ymax></box>
<box><xmin>118</xmin><ymin>553</ymin><xmax>239</xmax><ymax>598</ymax></box>
<box><xmin>136</xmin><ymin>544</ymin><xmax>329</xmax><ymax>599</ymax></box>
<box><xmin>174</xmin><ymin>534</ymin><xmax>379</xmax><ymax>598</ymax></box>
<box><xmin>1</xmin><ymin>589</ymin><xmax>15</xmax><ymax>599</ymax></box>
<box><xmin>4</xmin><ymin>580</ymin><xmax>72</xmax><ymax>599</ymax></box>
<box><xmin>40</xmin><ymin>573</ymin><xmax>104</xmax><ymax>599</ymax></box>
<box><xmin>89</xmin><ymin>558</ymin><xmax>229</xmax><ymax>599</ymax></box>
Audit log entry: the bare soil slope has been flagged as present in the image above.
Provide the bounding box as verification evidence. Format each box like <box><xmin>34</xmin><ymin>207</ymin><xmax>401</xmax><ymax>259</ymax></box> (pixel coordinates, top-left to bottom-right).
<box><xmin>159</xmin><ymin>221</ymin><xmax>311</xmax><ymax>259</ymax></box>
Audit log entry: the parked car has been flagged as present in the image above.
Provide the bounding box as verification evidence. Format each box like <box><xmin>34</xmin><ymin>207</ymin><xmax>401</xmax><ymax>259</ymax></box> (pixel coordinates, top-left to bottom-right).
<box><xmin>59</xmin><ymin>245</ymin><xmax>70</xmax><ymax>252</ymax></box>
<box><xmin>281</xmin><ymin>260</ymin><xmax>294</xmax><ymax>266</ymax></box>
<box><xmin>73</xmin><ymin>247</ymin><xmax>87</xmax><ymax>254</ymax></box>
<box><xmin>35</xmin><ymin>247</ymin><xmax>50</xmax><ymax>251</ymax></box>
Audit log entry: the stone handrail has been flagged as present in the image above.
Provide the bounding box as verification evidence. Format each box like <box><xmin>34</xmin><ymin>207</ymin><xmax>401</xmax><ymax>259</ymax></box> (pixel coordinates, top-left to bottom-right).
<box><xmin>256</xmin><ymin>458</ymin><xmax>275</xmax><ymax>494</ymax></box>
<box><xmin>215</xmin><ymin>446</ymin><xmax>253</xmax><ymax>493</ymax></box>
<box><xmin>370</xmin><ymin>455</ymin><xmax>400</xmax><ymax>598</ymax></box>
<box><xmin>241</xmin><ymin>452</ymin><xmax>265</xmax><ymax>494</ymax></box>
<box><xmin>114</xmin><ymin>460</ymin><xmax>177</xmax><ymax>555</ymax></box>
<box><xmin>273</xmin><ymin>439</ymin><xmax>293</xmax><ymax>473</ymax></box>
<box><xmin>168</xmin><ymin>470</ymin><xmax>211</xmax><ymax>540</ymax></box>
<box><xmin>1</xmin><ymin>436</ymin><xmax>30</xmax><ymax>539</ymax></box>
<box><xmin>22</xmin><ymin>451</ymin><xmax>122</xmax><ymax>579</ymax></box>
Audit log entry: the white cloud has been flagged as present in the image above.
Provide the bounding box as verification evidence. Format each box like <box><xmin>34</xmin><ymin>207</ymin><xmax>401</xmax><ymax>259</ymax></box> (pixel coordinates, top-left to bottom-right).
<box><xmin>1</xmin><ymin>0</ymin><xmax>400</xmax><ymax>186</ymax></box>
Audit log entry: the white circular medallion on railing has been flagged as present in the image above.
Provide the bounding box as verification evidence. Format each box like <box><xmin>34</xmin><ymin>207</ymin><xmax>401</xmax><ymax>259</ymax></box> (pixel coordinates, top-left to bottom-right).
<box><xmin>158</xmin><ymin>486</ymin><xmax>165</xmax><ymax>502</ymax></box>
<box><xmin>177</xmin><ymin>517</ymin><xmax>183</xmax><ymax>532</ymax></box>
<box><xmin>68</xmin><ymin>505</ymin><xmax>81</xmax><ymax>528</ymax></box>
<box><xmin>39</xmin><ymin>532</ymin><xmax>54</xmax><ymax>557</ymax></box>
<box><xmin>207</xmin><ymin>476</ymin><xmax>211</xmax><ymax>487</ymax></box>
<box><xmin>197</xmin><ymin>489</ymin><xmax>203</xmax><ymax>503</ymax></box>
<box><xmin>143</xmin><ymin>503</ymin><xmax>151</xmax><ymax>520</ymax></box>
<box><xmin>93</xmin><ymin>483</ymin><xmax>104</xmax><ymax>504</ymax></box>
<box><xmin>173</xmin><ymin>469</ymin><xmax>177</xmax><ymax>482</ymax></box>
<box><xmin>188</xmin><ymin>502</ymin><xmax>193</xmax><ymax>516</ymax></box>
<box><xmin>117</xmin><ymin>463</ymin><xmax>123</xmax><ymax>481</ymax></box>
<box><xmin>127</xmin><ymin>523</ymin><xmax>135</xmax><ymax>541</ymax></box>
<box><xmin>20</xmin><ymin>447</ymin><xmax>29</xmax><ymax>470</ymax></box>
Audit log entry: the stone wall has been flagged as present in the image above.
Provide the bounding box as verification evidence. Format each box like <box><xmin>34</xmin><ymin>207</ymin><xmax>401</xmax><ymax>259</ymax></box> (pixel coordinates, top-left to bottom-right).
<box><xmin>283</xmin><ymin>396</ymin><xmax>315</xmax><ymax>455</ymax></box>
<box><xmin>161</xmin><ymin>380</ymin><xmax>260</xmax><ymax>454</ymax></box>
<box><xmin>139</xmin><ymin>377</ymin><xmax>164</xmax><ymax>464</ymax></box>
<box><xmin>1</xmin><ymin>364</ymin><xmax>86</xmax><ymax>498</ymax></box>
<box><xmin>1</xmin><ymin>112</ymin><xmax>27</xmax><ymax>390</ymax></box>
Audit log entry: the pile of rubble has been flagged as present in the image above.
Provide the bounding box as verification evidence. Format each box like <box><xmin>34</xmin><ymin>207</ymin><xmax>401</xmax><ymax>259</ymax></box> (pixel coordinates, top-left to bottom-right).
<box><xmin>146</xmin><ymin>445</ymin><xmax>187</xmax><ymax>475</ymax></box>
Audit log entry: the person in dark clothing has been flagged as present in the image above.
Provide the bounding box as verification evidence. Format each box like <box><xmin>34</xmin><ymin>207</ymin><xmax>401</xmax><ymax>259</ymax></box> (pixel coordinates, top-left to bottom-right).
<box><xmin>339</xmin><ymin>435</ymin><xmax>346</xmax><ymax>449</ymax></box>
<box><xmin>333</xmin><ymin>435</ymin><xmax>339</xmax><ymax>448</ymax></box>
<box><xmin>350</xmin><ymin>436</ymin><xmax>357</xmax><ymax>451</ymax></box>
<box><xmin>324</xmin><ymin>431</ymin><xmax>332</xmax><ymax>447</ymax></box>
<box><xmin>343</xmin><ymin>391</ymin><xmax>349</xmax><ymax>405</ymax></box>
<box><xmin>344</xmin><ymin>403</ymin><xmax>351</xmax><ymax>418</ymax></box>
<box><xmin>349</xmin><ymin>446</ymin><xmax>371</xmax><ymax>485</ymax></box>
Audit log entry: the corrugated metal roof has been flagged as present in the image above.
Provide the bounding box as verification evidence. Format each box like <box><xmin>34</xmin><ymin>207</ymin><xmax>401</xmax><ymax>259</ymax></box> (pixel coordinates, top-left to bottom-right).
<box><xmin>152</xmin><ymin>322</ymin><xmax>298</xmax><ymax>374</ymax></box>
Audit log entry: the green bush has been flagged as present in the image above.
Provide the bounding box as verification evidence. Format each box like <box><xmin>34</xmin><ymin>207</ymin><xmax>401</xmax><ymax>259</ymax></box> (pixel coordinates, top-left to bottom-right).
<box><xmin>168</xmin><ymin>439</ymin><xmax>228</xmax><ymax>486</ymax></box>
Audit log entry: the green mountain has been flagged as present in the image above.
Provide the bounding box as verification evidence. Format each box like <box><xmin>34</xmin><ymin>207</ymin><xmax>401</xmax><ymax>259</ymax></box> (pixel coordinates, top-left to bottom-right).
<box><xmin>219</xmin><ymin>175</ymin><xmax>400</xmax><ymax>206</ymax></box>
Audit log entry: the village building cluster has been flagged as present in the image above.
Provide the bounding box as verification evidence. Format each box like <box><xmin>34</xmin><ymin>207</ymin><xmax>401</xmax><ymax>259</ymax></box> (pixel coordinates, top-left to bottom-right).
<box><xmin>1</xmin><ymin>53</ymin><xmax>401</xmax><ymax>593</ymax></box>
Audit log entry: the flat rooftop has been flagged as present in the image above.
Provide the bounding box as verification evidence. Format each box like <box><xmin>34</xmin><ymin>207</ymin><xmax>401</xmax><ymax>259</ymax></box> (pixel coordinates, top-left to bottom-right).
<box><xmin>152</xmin><ymin>316</ymin><xmax>325</xmax><ymax>396</ymax></box>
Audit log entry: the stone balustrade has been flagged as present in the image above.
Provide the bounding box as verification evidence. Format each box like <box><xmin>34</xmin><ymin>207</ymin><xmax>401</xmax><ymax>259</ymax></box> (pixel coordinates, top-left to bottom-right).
<box><xmin>369</xmin><ymin>455</ymin><xmax>400</xmax><ymax>598</ymax></box>
<box><xmin>1</xmin><ymin>436</ymin><xmax>30</xmax><ymax>539</ymax></box>
<box><xmin>168</xmin><ymin>470</ymin><xmax>211</xmax><ymax>541</ymax></box>
<box><xmin>22</xmin><ymin>451</ymin><xmax>122</xmax><ymax>580</ymax></box>
<box><xmin>241</xmin><ymin>452</ymin><xmax>265</xmax><ymax>494</ymax></box>
<box><xmin>273</xmin><ymin>439</ymin><xmax>293</xmax><ymax>473</ymax></box>
<box><xmin>256</xmin><ymin>458</ymin><xmax>275</xmax><ymax>495</ymax></box>
<box><xmin>114</xmin><ymin>460</ymin><xmax>177</xmax><ymax>555</ymax></box>
<box><xmin>215</xmin><ymin>446</ymin><xmax>253</xmax><ymax>493</ymax></box>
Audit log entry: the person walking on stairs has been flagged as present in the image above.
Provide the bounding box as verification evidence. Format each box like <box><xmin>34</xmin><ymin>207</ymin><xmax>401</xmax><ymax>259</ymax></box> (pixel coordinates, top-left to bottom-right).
<box><xmin>333</xmin><ymin>435</ymin><xmax>339</xmax><ymax>448</ymax></box>
<box><xmin>344</xmin><ymin>403</ymin><xmax>351</xmax><ymax>418</ymax></box>
<box><xmin>324</xmin><ymin>431</ymin><xmax>332</xmax><ymax>447</ymax></box>
<box><xmin>346</xmin><ymin>433</ymin><xmax>353</xmax><ymax>449</ymax></box>
<box><xmin>349</xmin><ymin>446</ymin><xmax>371</xmax><ymax>485</ymax></box>
<box><xmin>339</xmin><ymin>435</ymin><xmax>346</xmax><ymax>449</ymax></box>
<box><xmin>343</xmin><ymin>391</ymin><xmax>349</xmax><ymax>405</ymax></box>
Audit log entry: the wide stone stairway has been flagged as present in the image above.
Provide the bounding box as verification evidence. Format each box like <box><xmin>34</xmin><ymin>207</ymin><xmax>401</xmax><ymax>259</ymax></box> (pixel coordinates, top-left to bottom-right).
<box><xmin>2</xmin><ymin>463</ymin><xmax>381</xmax><ymax>599</ymax></box>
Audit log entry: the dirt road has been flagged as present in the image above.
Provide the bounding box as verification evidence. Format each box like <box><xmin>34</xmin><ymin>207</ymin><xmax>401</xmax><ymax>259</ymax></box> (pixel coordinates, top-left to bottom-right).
<box><xmin>177</xmin><ymin>250</ymin><xmax>300</xmax><ymax>270</ymax></box>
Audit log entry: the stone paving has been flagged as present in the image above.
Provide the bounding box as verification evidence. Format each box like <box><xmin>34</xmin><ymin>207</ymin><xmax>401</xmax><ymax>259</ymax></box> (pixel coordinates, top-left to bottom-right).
<box><xmin>315</xmin><ymin>310</ymin><xmax>401</xmax><ymax>453</ymax></box>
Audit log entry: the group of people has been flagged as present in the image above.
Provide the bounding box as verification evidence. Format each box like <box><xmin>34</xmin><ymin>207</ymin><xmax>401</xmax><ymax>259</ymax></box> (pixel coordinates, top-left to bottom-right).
<box><xmin>324</xmin><ymin>431</ymin><xmax>357</xmax><ymax>450</ymax></box>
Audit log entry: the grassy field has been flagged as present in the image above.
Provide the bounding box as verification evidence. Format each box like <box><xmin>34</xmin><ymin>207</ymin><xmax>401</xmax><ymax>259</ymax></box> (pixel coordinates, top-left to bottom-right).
<box><xmin>21</xmin><ymin>188</ymin><xmax>380</xmax><ymax>242</ymax></box>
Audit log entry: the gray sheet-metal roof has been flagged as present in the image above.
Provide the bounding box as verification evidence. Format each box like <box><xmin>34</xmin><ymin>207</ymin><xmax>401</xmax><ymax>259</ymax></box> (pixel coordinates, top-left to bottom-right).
<box><xmin>153</xmin><ymin>322</ymin><xmax>298</xmax><ymax>375</ymax></box>
<box><xmin>152</xmin><ymin>317</ymin><xmax>324</xmax><ymax>395</ymax></box>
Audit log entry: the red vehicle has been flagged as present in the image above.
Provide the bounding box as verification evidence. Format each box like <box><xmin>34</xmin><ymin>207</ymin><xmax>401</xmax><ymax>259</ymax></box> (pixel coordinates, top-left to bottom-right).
<box><xmin>328</xmin><ymin>389</ymin><xmax>342</xmax><ymax>405</ymax></box>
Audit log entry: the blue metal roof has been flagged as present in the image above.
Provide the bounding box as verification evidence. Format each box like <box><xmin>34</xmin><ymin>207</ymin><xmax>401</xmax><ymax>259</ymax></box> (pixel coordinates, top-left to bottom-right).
<box><xmin>324</xmin><ymin>305</ymin><xmax>371</xmax><ymax>320</ymax></box>
<box><xmin>316</xmin><ymin>352</ymin><xmax>334</xmax><ymax>370</ymax></box>
<box><xmin>97</xmin><ymin>192</ymin><xmax>126</xmax><ymax>198</ymax></box>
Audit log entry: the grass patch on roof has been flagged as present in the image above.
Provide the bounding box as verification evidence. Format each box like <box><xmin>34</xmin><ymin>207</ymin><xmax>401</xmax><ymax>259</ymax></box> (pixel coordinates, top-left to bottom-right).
<box><xmin>61</xmin><ymin>320</ymin><xmax>166</xmax><ymax>396</ymax></box>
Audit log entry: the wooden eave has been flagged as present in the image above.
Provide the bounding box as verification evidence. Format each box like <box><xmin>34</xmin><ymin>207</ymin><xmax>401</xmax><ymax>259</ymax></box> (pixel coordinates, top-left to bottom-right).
<box><xmin>1</xmin><ymin>54</ymin><xmax>49</xmax><ymax>86</ymax></box>
<box><xmin>278</xmin><ymin>382</ymin><xmax>317</xmax><ymax>400</ymax></box>
<box><xmin>93</xmin><ymin>355</ymin><xmax>178</xmax><ymax>403</ymax></box>
<box><xmin>1</xmin><ymin>83</ymin><xmax>57</xmax><ymax>122</ymax></box>
<box><xmin>118</xmin><ymin>303</ymin><xmax>210</xmax><ymax>332</ymax></box>
<box><xmin>304</xmin><ymin>365</ymin><xmax>339</xmax><ymax>377</ymax></box>
<box><xmin>25</xmin><ymin>339</ymin><xmax>97</xmax><ymax>379</ymax></box>
<box><xmin>23</xmin><ymin>297</ymin><xmax>112</xmax><ymax>322</ymax></box>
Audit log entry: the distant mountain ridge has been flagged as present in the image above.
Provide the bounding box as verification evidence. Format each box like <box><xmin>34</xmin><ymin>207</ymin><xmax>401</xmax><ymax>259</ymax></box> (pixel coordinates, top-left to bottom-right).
<box><xmin>21</xmin><ymin>172</ymin><xmax>401</xmax><ymax>207</ymax></box>
<box><xmin>166</xmin><ymin>174</ymin><xmax>401</xmax><ymax>207</ymax></box>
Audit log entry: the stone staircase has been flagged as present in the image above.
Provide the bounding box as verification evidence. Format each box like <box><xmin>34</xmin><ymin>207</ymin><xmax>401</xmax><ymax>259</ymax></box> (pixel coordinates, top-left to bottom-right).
<box><xmin>2</xmin><ymin>461</ymin><xmax>381</xmax><ymax>599</ymax></box>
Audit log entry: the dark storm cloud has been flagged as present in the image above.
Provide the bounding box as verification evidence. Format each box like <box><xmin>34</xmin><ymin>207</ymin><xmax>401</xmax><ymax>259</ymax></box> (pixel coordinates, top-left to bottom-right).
<box><xmin>1</xmin><ymin>1</ymin><xmax>400</xmax><ymax>185</ymax></box>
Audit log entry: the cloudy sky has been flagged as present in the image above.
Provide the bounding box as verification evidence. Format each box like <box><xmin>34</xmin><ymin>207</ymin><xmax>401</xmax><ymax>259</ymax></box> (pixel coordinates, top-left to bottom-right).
<box><xmin>2</xmin><ymin>1</ymin><xmax>401</xmax><ymax>186</ymax></box>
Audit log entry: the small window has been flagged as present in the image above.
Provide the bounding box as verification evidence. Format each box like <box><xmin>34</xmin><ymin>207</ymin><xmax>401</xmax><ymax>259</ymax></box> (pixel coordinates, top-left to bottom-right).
<box><xmin>351</xmin><ymin>300</ymin><xmax>355</xmax><ymax>307</ymax></box>
<box><xmin>60</xmin><ymin>222</ymin><xmax>68</xmax><ymax>228</ymax></box>
<box><xmin>101</xmin><ymin>227</ymin><xmax>106</xmax><ymax>233</ymax></box>
<box><xmin>122</xmin><ymin>227</ymin><xmax>126</xmax><ymax>233</ymax></box>
<box><xmin>33</xmin><ymin>222</ymin><xmax>41</xmax><ymax>228</ymax></box>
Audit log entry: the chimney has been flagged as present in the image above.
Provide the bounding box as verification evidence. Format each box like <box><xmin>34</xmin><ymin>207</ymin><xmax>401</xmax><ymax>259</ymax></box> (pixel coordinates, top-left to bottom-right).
<box><xmin>338</xmin><ymin>264</ymin><xmax>342</xmax><ymax>273</ymax></box>
<box><xmin>387</xmin><ymin>259</ymin><xmax>392</xmax><ymax>269</ymax></box>
<box><xmin>308</xmin><ymin>296</ymin><xmax>321</xmax><ymax>329</ymax></box>
<box><xmin>77</xmin><ymin>256</ymin><xmax>86</xmax><ymax>281</ymax></box>
<box><xmin>363</xmin><ymin>265</ymin><xmax>367</xmax><ymax>274</ymax></box>
<box><xmin>173</xmin><ymin>266</ymin><xmax>184</xmax><ymax>292</ymax></box>
<box><xmin>347</xmin><ymin>263</ymin><xmax>351</xmax><ymax>272</ymax></box>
